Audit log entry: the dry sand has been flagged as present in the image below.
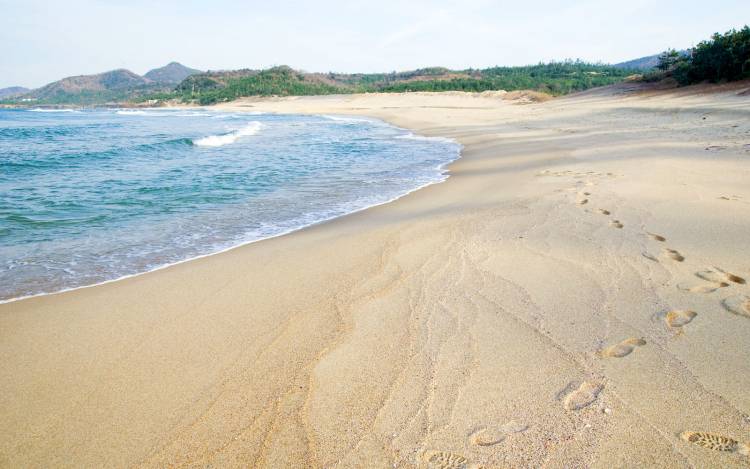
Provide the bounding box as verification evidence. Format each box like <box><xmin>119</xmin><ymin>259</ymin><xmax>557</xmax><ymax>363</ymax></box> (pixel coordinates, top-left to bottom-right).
<box><xmin>1</xmin><ymin>82</ymin><xmax>750</xmax><ymax>468</ymax></box>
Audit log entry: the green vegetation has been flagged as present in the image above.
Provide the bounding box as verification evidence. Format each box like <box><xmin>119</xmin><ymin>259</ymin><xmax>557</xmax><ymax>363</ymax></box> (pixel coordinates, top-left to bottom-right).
<box><xmin>171</xmin><ymin>62</ymin><xmax>637</xmax><ymax>105</ymax></box>
<box><xmin>9</xmin><ymin>86</ymin><xmax>165</xmax><ymax>106</ymax></box>
<box><xmin>176</xmin><ymin>66</ymin><xmax>343</xmax><ymax>105</ymax></box>
<box><xmin>651</xmin><ymin>26</ymin><xmax>750</xmax><ymax>85</ymax></box>
<box><xmin>379</xmin><ymin>62</ymin><xmax>633</xmax><ymax>95</ymax></box>
<box><xmin>2</xmin><ymin>61</ymin><xmax>639</xmax><ymax>107</ymax></box>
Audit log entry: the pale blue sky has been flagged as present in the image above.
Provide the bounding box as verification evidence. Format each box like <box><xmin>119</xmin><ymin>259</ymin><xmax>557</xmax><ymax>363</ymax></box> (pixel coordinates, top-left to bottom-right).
<box><xmin>1</xmin><ymin>0</ymin><xmax>747</xmax><ymax>88</ymax></box>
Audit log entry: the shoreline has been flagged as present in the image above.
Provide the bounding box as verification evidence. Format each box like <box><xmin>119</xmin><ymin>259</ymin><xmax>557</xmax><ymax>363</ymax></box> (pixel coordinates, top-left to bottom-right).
<box><xmin>0</xmin><ymin>113</ymin><xmax>461</xmax><ymax>305</ymax></box>
<box><xmin>2</xmin><ymin>85</ymin><xmax>750</xmax><ymax>467</ymax></box>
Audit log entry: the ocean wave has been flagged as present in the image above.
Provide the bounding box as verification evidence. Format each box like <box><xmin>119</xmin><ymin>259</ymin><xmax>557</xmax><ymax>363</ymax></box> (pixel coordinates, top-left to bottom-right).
<box><xmin>3</xmin><ymin>137</ymin><xmax>194</xmax><ymax>171</ymax></box>
<box><xmin>28</xmin><ymin>108</ymin><xmax>81</xmax><ymax>113</ymax></box>
<box><xmin>0</xmin><ymin>109</ymin><xmax>462</xmax><ymax>303</ymax></box>
<box><xmin>173</xmin><ymin>112</ymin><xmax>212</xmax><ymax>117</ymax></box>
<box><xmin>116</xmin><ymin>109</ymin><xmax>211</xmax><ymax>117</ymax></box>
<box><xmin>211</xmin><ymin>111</ymin><xmax>266</xmax><ymax>119</ymax></box>
<box><xmin>116</xmin><ymin>110</ymin><xmax>148</xmax><ymax>116</ymax></box>
<box><xmin>321</xmin><ymin>115</ymin><xmax>375</xmax><ymax>124</ymax></box>
<box><xmin>0</xmin><ymin>126</ymin><xmax>77</xmax><ymax>139</ymax></box>
<box><xmin>4</xmin><ymin>213</ymin><xmax>108</xmax><ymax>227</ymax></box>
<box><xmin>396</xmin><ymin>132</ymin><xmax>456</xmax><ymax>143</ymax></box>
<box><xmin>193</xmin><ymin>122</ymin><xmax>263</xmax><ymax>147</ymax></box>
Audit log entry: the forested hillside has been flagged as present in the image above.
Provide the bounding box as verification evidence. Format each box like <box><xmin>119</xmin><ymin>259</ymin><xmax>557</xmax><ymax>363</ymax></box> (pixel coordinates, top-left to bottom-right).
<box><xmin>172</xmin><ymin>62</ymin><xmax>637</xmax><ymax>105</ymax></box>
<box><xmin>648</xmin><ymin>26</ymin><xmax>750</xmax><ymax>85</ymax></box>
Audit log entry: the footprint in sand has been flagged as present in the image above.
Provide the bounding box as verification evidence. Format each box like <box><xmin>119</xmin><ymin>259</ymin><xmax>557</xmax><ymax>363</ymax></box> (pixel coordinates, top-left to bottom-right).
<box><xmin>642</xmin><ymin>252</ymin><xmax>659</xmax><ymax>262</ymax></box>
<box><xmin>577</xmin><ymin>198</ymin><xmax>589</xmax><ymax>205</ymax></box>
<box><xmin>600</xmin><ymin>338</ymin><xmax>646</xmax><ymax>358</ymax></box>
<box><xmin>721</xmin><ymin>295</ymin><xmax>750</xmax><ymax>319</ymax></box>
<box><xmin>677</xmin><ymin>282</ymin><xmax>728</xmax><ymax>294</ymax></box>
<box><xmin>697</xmin><ymin>268</ymin><xmax>746</xmax><ymax>285</ymax></box>
<box><xmin>469</xmin><ymin>421</ymin><xmax>528</xmax><ymax>446</ymax></box>
<box><xmin>665</xmin><ymin>310</ymin><xmax>697</xmax><ymax>328</ymax></box>
<box><xmin>664</xmin><ymin>249</ymin><xmax>685</xmax><ymax>262</ymax></box>
<box><xmin>563</xmin><ymin>381</ymin><xmax>603</xmax><ymax>410</ymax></box>
<box><xmin>422</xmin><ymin>450</ymin><xmax>471</xmax><ymax>469</ymax></box>
<box><xmin>681</xmin><ymin>431</ymin><xmax>749</xmax><ymax>455</ymax></box>
<box><xmin>609</xmin><ymin>220</ymin><xmax>623</xmax><ymax>229</ymax></box>
<box><xmin>597</xmin><ymin>209</ymin><xmax>611</xmax><ymax>215</ymax></box>
<box><xmin>647</xmin><ymin>232</ymin><xmax>666</xmax><ymax>242</ymax></box>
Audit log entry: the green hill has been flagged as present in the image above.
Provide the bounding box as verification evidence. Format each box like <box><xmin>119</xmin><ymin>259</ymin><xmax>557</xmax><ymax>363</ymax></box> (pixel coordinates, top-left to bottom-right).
<box><xmin>144</xmin><ymin>62</ymin><xmax>201</xmax><ymax>84</ymax></box>
<box><xmin>174</xmin><ymin>62</ymin><xmax>638</xmax><ymax>105</ymax></box>
<box><xmin>16</xmin><ymin>69</ymin><xmax>157</xmax><ymax>105</ymax></box>
<box><xmin>3</xmin><ymin>61</ymin><xmax>639</xmax><ymax>106</ymax></box>
<box><xmin>6</xmin><ymin>63</ymin><xmax>200</xmax><ymax>105</ymax></box>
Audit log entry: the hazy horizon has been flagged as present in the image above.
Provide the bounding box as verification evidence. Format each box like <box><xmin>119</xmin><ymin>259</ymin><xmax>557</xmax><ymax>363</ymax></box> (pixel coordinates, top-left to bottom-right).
<box><xmin>1</xmin><ymin>0</ymin><xmax>747</xmax><ymax>89</ymax></box>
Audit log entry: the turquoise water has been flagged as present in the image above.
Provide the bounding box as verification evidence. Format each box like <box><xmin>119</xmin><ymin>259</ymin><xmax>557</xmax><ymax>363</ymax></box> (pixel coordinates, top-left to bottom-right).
<box><xmin>0</xmin><ymin>108</ymin><xmax>460</xmax><ymax>301</ymax></box>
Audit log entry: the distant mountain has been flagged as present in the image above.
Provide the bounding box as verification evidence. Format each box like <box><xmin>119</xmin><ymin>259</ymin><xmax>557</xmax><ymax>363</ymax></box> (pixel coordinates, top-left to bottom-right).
<box><xmin>15</xmin><ymin>66</ymin><xmax>184</xmax><ymax>105</ymax></box>
<box><xmin>144</xmin><ymin>62</ymin><xmax>201</xmax><ymax>84</ymax></box>
<box><xmin>0</xmin><ymin>86</ymin><xmax>29</xmax><ymax>99</ymax></box>
<box><xmin>614</xmin><ymin>54</ymin><xmax>660</xmax><ymax>70</ymax></box>
<box><xmin>614</xmin><ymin>50</ymin><xmax>690</xmax><ymax>70</ymax></box>
<box><xmin>20</xmin><ymin>69</ymin><xmax>155</xmax><ymax>104</ymax></box>
<box><xmin>35</xmin><ymin>69</ymin><xmax>148</xmax><ymax>95</ymax></box>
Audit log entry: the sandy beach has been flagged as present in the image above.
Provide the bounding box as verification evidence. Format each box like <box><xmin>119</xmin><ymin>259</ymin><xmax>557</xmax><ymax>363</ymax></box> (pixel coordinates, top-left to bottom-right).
<box><xmin>2</xmin><ymin>82</ymin><xmax>750</xmax><ymax>468</ymax></box>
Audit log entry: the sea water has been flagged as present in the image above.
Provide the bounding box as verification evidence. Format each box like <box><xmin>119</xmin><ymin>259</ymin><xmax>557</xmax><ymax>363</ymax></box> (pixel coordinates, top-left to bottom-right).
<box><xmin>0</xmin><ymin>108</ymin><xmax>460</xmax><ymax>301</ymax></box>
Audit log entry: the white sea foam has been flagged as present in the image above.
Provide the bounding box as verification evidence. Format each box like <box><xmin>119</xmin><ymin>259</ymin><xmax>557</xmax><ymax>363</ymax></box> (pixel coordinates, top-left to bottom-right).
<box><xmin>28</xmin><ymin>108</ymin><xmax>80</xmax><ymax>113</ymax></box>
<box><xmin>210</xmin><ymin>112</ymin><xmax>265</xmax><ymax>120</ymax></box>
<box><xmin>396</xmin><ymin>132</ymin><xmax>456</xmax><ymax>143</ymax></box>
<box><xmin>116</xmin><ymin>109</ymin><xmax>211</xmax><ymax>117</ymax></box>
<box><xmin>321</xmin><ymin>115</ymin><xmax>376</xmax><ymax>124</ymax></box>
<box><xmin>193</xmin><ymin>121</ymin><xmax>263</xmax><ymax>147</ymax></box>
<box><xmin>172</xmin><ymin>112</ymin><xmax>211</xmax><ymax>117</ymax></box>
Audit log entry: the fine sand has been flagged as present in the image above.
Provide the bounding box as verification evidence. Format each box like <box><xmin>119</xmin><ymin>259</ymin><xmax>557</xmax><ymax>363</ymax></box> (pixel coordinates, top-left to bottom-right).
<box><xmin>2</xmin><ymin>82</ymin><xmax>750</xmax><ymax>468</ymax></box>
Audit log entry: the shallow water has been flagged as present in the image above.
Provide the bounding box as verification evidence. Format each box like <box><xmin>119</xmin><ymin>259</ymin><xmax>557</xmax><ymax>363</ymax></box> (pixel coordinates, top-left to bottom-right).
<box><xmin>0</xmin><ymin>108</ymin><xmax>460</xmax><ymax>301</ymax></box>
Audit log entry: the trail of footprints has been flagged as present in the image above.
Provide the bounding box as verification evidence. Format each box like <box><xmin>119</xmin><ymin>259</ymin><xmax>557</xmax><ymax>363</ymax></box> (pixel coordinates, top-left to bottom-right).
<box><xmin>427</xmin><ymin>169</ymin><xmax>750</xmax><ymax>464</ymax></box>
<box><xmin>545</xmin><ymin>171</ymin><xmax>749</xmax><ymax>339</ymax></box>
<box><xmin>554</xmin><ymin>171</ymin><xmax>748</xmax><ymax>330</ymax></box>
<box><xmin>606</xmin><ymin>191</ymin><xmax>748</xmax><ymax>459</ymax></box>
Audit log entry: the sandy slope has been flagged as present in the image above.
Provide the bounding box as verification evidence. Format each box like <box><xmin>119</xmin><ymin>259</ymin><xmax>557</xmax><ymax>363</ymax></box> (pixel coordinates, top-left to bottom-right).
<box><xmin>1</xmin><ymin>83</ymin><xmax>750</xmax><ymax>468</ymax></box>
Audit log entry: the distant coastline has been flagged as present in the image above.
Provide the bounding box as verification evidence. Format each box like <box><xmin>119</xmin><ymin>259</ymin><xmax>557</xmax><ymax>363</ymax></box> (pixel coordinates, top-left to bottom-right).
<box><xmin>2</xmin><ymin>61</ymin><xmax>639</xmax><ymax>108</ymax></box>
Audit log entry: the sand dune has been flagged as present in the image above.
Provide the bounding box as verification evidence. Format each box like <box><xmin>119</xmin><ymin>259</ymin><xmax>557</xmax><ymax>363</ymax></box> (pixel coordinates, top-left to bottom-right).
<box><xmin>1</xmin><ymin>82</ymin><xmax>749</xmax><ymax>467</ymax></box>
